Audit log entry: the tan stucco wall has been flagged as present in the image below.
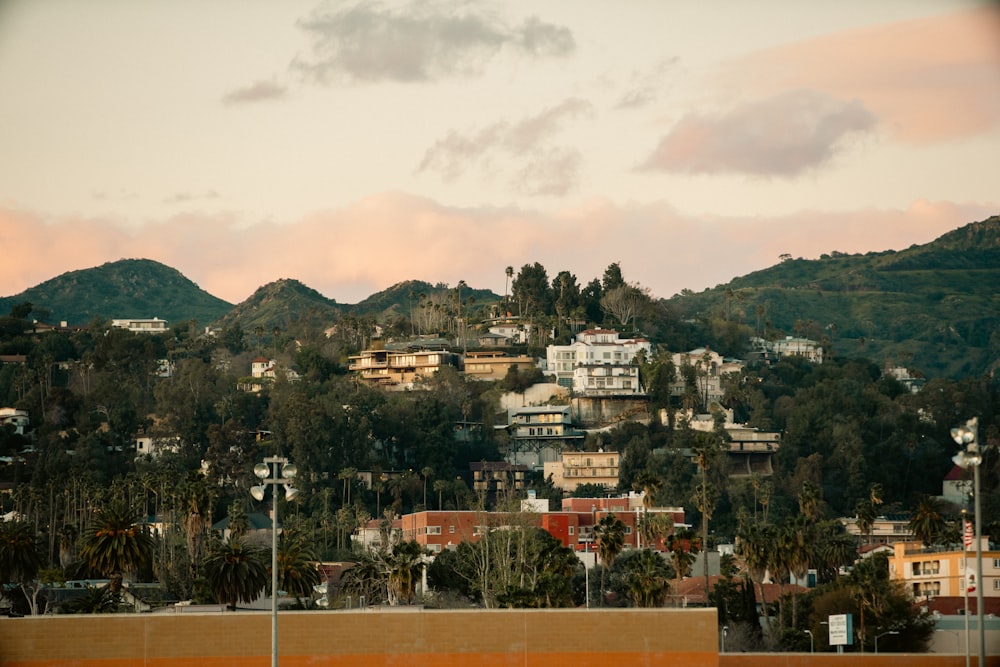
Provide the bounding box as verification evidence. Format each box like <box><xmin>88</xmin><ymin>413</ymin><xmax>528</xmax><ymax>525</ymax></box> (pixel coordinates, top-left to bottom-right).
<box><xmin>0</xmin><ymin>608</ymin><xmax>717</xmax><ymax>667</ymax></box>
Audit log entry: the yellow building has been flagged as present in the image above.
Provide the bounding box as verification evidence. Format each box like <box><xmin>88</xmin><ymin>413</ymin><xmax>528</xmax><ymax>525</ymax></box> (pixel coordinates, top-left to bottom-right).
<box><xmin>889</xmin><ymin>540</ymin><xmax>1000</xmax><ymax>601</ymax></box>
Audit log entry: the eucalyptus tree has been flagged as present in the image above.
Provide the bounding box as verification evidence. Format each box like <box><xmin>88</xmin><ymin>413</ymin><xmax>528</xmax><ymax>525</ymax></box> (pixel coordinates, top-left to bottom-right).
<box><xmin>511</xmin><ymin>262</ymin><xmax>552</xmax><ymax>318</ymax></box>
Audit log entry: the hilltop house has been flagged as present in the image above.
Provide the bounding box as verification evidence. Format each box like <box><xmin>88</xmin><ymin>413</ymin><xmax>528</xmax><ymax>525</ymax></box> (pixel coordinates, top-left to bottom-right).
<box><xmin>505</xmin><ymin>405</ymin><xmax>585</xmax><ymax>469</ymax></box>
<box><xmin>669</xmin><ymin>347</ymin><xmax>744</xmax><ymax>405</ymax></box>
<box><xmin>544</xmin><ymin>449</ymin><xmax>620</xmax><ymax>492</ymax></box>
<box><xmin>545</xmin><ymin>329</ymin><xmax>652</xmax><ymax>394</ymax></box>
<box><xmin>461</xmin><ymin>351</ymin><xmax>536</xmax><ymax>381</ymax></box>
<box><xmin>111</xmin><ymin>317</ymin><xmax>168</xmax><ymax>334</ymax></box>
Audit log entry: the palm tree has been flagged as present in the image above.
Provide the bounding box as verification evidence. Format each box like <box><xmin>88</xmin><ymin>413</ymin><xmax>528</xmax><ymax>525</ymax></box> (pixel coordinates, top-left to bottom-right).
<box><xmin>433</xmin><ymin>479</ymin><xmax>449</xmax><ymax>510</ymax></box>
<box><xmin>79</xmin><ymin>502</ymin><xmax>154</xmax><ymax>594</ymax></box>
<box><xmin>60</xmin><ymin>585</ymin><xmax>123</xmax><ymax>614</ymax></box>
<box><xmin>908</xmin><ymin>495</ymin><xmax>947</xmax><ymax>547</ymax></box>
<box><xmin>595</xmin><ymin>513</ymin><xmax>626</xmax><ymax>607</ymax></box>
<box><xmin>781</xmin><ymin>515</ymin><xmax>813</xmax><ymax>627</ymax></box>
<box><xmin>387</xmin><ymin>540</ymin><xmax>426</xmax><ymax>605</ymax></box>
<box><xmin>797</xmin><ymin>481</ymin><xmax>822</xmax><ymax>521</ymax></box>
<box><xmin>276</xmin><ymin>528</ymin><xmax>320</xmax><ymax>605</ymax></box>
<box><xmin>504</xmin><ymin>266</ymin><xmax>514</xmax><ymax>314</ymax></box>
<box><xmin>203</xmin><ymin>536</ymin><xmax>268</xmax><ymax>610</ymax></box>
<box><xmin>338</xmin><ymin>467</ymin><xmax>358</xmax><ymax>507</ymax></box>
<box><xmin>816</xmin><ymin>521</ymin><xmax>859</xmax><ymax>583</ymax></box>
<box><xmin>0</xmin><ymin>520</ymin><xmax>43</xmax><ymax>611</ymax></box>
<box><xmin>420</xmin><ymin>467</ymin><xmax>433</xmax><ymax>509</ymax></box>
<box><xmin>737</xmin><ymin>522</ymin><xmax>775</xmax><ymax>632</ymax></box>
<box><xmin>665</xmin><ymin>531</ymin><xmax>698</xmax><ymax>603</ymax></box>
<box><xmin>625</xmin><ymin>549</ymin><xmax>671</xmax><ymax>608</ymax></box>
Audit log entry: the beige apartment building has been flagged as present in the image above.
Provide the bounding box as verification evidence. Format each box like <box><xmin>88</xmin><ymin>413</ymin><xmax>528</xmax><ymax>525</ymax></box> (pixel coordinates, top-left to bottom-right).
<box><xmin>544</xmin><ymin>449</ymin><xmax>620</xmax><ymax>492</ymax></box>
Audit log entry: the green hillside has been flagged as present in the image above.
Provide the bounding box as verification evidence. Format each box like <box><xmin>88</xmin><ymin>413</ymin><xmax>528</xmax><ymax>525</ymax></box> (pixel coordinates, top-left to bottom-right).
<box><xmin>667</xmin><ymin>216</ymin><xmax>1000</xmax><ymax>378</ymax></box>
<box><xmin>213</xmin><ymin>278</ymin><xmax>342</xmax><ymax>335</ymax></box>
<box><xmin>0</xmin><ymin>258</ymin><xmax>233</xmax><ymax>326</ymax></box>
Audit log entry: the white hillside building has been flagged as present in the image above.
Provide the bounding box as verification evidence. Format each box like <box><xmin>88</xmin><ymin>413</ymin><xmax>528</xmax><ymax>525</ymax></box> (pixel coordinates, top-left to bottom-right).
<box><xmin>545</xmin><ymin>329</ymin><xmax>652</xmax><ymax>394</ymax></box>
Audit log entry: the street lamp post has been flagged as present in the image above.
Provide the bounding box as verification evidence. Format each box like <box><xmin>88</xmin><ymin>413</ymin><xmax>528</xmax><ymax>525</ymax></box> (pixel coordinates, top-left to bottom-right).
<box><xmin>721</xmin><ymin>626</ymin><xmax>728</xmax><ymax>653</ymax></box>
<box><xmin>251</xmin><ymin>456</ymin><xmax>299</xmax><ymax>667</ymax></box>
<box><xmin>952</xmin><ymin>417</ymin><xmax>984</xmax><ymax>667</ymax></box>
<box><xmin>875</xmin><ymin>630</ymin><xmax>899</xmax><ymax>654</ymax></box>
<box><xmin>804</xmin><ymin>629</ymin><xmax>814</xmax><ymax>653</ymax></box>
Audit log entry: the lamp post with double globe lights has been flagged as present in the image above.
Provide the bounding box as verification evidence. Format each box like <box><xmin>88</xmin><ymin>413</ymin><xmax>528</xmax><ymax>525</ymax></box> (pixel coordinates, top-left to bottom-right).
<box><xmin>251</xmin><ymin>456</ymin><xmax>299</xmax><ymax>667</ymax></box>
<box><xmin>951</xmin><ymin>417</ymin><xmax>984</xmax><ymax>667</ymax></box>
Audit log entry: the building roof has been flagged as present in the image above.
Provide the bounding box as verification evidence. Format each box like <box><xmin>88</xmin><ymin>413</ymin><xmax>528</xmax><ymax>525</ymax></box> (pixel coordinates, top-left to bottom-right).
<box><xmin>674</xmin><ymin>575</ymin><xmax>808</xmax><ymax>606</ymax></box>
<box><xmin>944</xmin><ymin>465</ymin><xmax>972</xmax><ymax>482</ymax></box>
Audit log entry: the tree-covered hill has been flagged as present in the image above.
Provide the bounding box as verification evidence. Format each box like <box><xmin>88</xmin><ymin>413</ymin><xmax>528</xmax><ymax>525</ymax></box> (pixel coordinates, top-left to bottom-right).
<box><xmin>0</xmin><ymin>258</ymin><xmax>233</xmax><ymax>326</ymax></box>
<box><xmin>348</xmin><ymin>279</ymin><xmax>501</xmax><ymax>319</ymax></box>
<box><xmin>213</xmin><ymin>278</ymin><xmax>342</xmax><ymax>337</ymax></box>
<box><xmin>666</xmin><ymin>215</ymin><xmax>1000</xmax><ymax>378</ymax></box>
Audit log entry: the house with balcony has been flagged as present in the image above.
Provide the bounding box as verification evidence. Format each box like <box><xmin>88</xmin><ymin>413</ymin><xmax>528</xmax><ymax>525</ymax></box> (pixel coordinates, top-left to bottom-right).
<box><xmin>462</xmin><ymin>351</ymin><xmax>536</xmax><ymax>381</ymax></box>
<box><xmin>544</xmin><ymin>450</ymin><xmax>620</xmax><ymax>493</ymax></box>
<box><xmin>505</xmin><ymin>405</ymin><xmax>585</xmax><ymax>469</ymax></box>
<box><xmin>751</xmin><ymin>336</ymin><xmax>824</xmax><ymax>364</ymax></box>
<box><xmin>669</xmin><ymin>347</ymin><xmax>745</xmax><ymax>405</ymax></box>
<box><xmin>841</xmin><ymin>514</ymin><xmax>918</xmax><ymax>546</ymax></box>
<box><xmin>470</xmin><ymin>461</ymin><xmax>528</xmax><ymax>496</ymax></box>
<box><xmin>545</xmin><ymin>329</ymin><xmax>652</xmax><ymax>392</ymax></box>
<box><xmin>348</xmin><ymin>347</ymin><xmax>460</xmax><ymax>390</ymax></box>
<box><xmin>0</xmin><ymin>408</ymin><xmax>29</xmax><ymax>435</ymax></box>
<box><xmin>239</xmin><ymin>357</ymin><xmax>301</xmax><ymax>392</ymax></box>
<box><xmin>683</xmin><ymin>410</ymin><xmax>781</xmax><ymax>476</ymax></box>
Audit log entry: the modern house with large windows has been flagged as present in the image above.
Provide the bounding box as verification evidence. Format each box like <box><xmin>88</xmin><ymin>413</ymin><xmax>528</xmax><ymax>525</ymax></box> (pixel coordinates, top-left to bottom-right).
<box><xmin>505</xmin><ymin>405</ymin><xmax>585</xmax><ymax>469</ymax></box>
<box><xmin>545</xmin><ymin>329</ymin><xmax>651</xmax><ymax>394</ymax></box>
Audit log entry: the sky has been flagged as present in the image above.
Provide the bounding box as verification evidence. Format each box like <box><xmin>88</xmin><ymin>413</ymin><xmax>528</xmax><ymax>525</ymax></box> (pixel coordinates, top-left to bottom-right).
<box><xmin>1</xmin><ymin>0</ymin><xmax>998</xmax><ymax>306</ymax></box>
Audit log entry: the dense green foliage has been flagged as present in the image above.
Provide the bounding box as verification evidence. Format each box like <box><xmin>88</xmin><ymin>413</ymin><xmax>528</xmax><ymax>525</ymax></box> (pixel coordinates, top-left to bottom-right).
<box><xmin>669</xmin><ymin>216</ymin><xmax>1000</xmax><ymax>378</ymax></box>
<box><xmin>0</xmin><ymin>259</ymin><xmax>233</xmax><ymax>326</ymax></box>
<box><xmin>0</xmin><ymin>224</ymin><xmax>998</xmax><ymax>650</ymax></box>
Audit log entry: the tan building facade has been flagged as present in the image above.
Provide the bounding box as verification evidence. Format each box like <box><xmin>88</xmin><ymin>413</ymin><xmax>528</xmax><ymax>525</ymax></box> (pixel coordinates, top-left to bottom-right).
<box><xmin>544</xmin><ymin>450</ymin><xmax>620</xmax><ymax>492</ymax></box>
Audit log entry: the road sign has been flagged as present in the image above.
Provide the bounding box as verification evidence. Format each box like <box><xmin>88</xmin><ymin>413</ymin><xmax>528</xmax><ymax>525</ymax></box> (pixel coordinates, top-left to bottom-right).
<box><xmin>828</xmin><ymin>614</ymin><xmax>853</xmax><ymax>646</ymax></box>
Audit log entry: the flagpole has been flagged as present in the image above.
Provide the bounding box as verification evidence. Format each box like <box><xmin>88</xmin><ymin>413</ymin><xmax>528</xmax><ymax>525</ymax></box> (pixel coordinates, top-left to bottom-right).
<box><xmin>963</xmin><ymin>513</ymin><xmax>971</xmax><ymax>667</ymax></box>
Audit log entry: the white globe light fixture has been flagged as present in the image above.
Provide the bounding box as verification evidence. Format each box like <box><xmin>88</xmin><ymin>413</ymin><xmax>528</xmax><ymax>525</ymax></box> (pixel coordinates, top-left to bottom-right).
<box><xmin>250</xmin><ymin>456</ymin><xmax>298</xmax><ymax>667</ymax></box>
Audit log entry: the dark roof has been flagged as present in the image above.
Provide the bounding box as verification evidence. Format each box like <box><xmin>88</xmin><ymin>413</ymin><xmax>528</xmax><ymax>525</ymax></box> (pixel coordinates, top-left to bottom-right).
<box><xmin>212</xmin><ymin>512</ymin><xmax>272</xmax><ymax>531</ymax></box>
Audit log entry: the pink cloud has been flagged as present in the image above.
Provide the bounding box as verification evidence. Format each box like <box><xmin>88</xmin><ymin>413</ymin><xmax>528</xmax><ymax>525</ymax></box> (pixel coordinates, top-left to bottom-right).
<box><xmin>723</xmin><ymin>6</ymin><xmax>1000</xmax><ymax>143</ymax></box>
<box><xmin>642</xmin><ymin>89</ymin><xmax>876</xmax><ymax>176</ymax></box>
<box><xmin>1</xmin><ymin>198</ymin><xmax>996</xmax><ymax>308</ymax></box>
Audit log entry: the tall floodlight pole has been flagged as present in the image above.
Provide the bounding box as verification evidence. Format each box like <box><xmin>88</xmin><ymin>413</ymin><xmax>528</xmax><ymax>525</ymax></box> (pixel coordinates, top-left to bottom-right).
<box><xmin>951</xmin><ymin>418</ymin><xmax>983</xmax><ymax>667</ymax></box>
<box><xmin>251</xmin><ymin>457</ymin><xmax>299</xmax><ymax>667</ymax></box>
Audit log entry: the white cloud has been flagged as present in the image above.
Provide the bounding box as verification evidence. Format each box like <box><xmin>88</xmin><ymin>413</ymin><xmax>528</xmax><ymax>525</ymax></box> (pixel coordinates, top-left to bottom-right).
<box><xmin>291</xmin><ymin>0</ymin><xmax>574</xmax><ymax>84</ymax></box>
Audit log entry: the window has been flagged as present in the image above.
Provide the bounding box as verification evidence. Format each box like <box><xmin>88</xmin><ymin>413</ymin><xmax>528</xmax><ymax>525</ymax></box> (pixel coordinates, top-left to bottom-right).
<box><xmin>993</xmin><ymin>558</ymin><xmax>1000</xmax><ymax>569</ymax></box>
<box><xmin>429</xmin><ymin>544</ymin><xmax>442</xmax><ymax>553</ymax></box>
<box><xmin>994</xmin><ymin>579</ymin><xmax>1000</xmax><ymax>591</ymax></box>
<box><xmin>449</xmin><ymin>525</ymin><xmax>455</xmax><ymax>534</ymax></box>
<box><xmin>568</xmin><ymin>526</ymin><xmax>575</xmax><ymax>535</ymax></box>
<box><xmin>625</xmin><ymin>527</ymin><xmax>632</xmax><ymax>534</ymax></box>
<box><xmin>426</xmin><ymin>526</ymin><xmax>441</xmax><ymax>535</ymax></box>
